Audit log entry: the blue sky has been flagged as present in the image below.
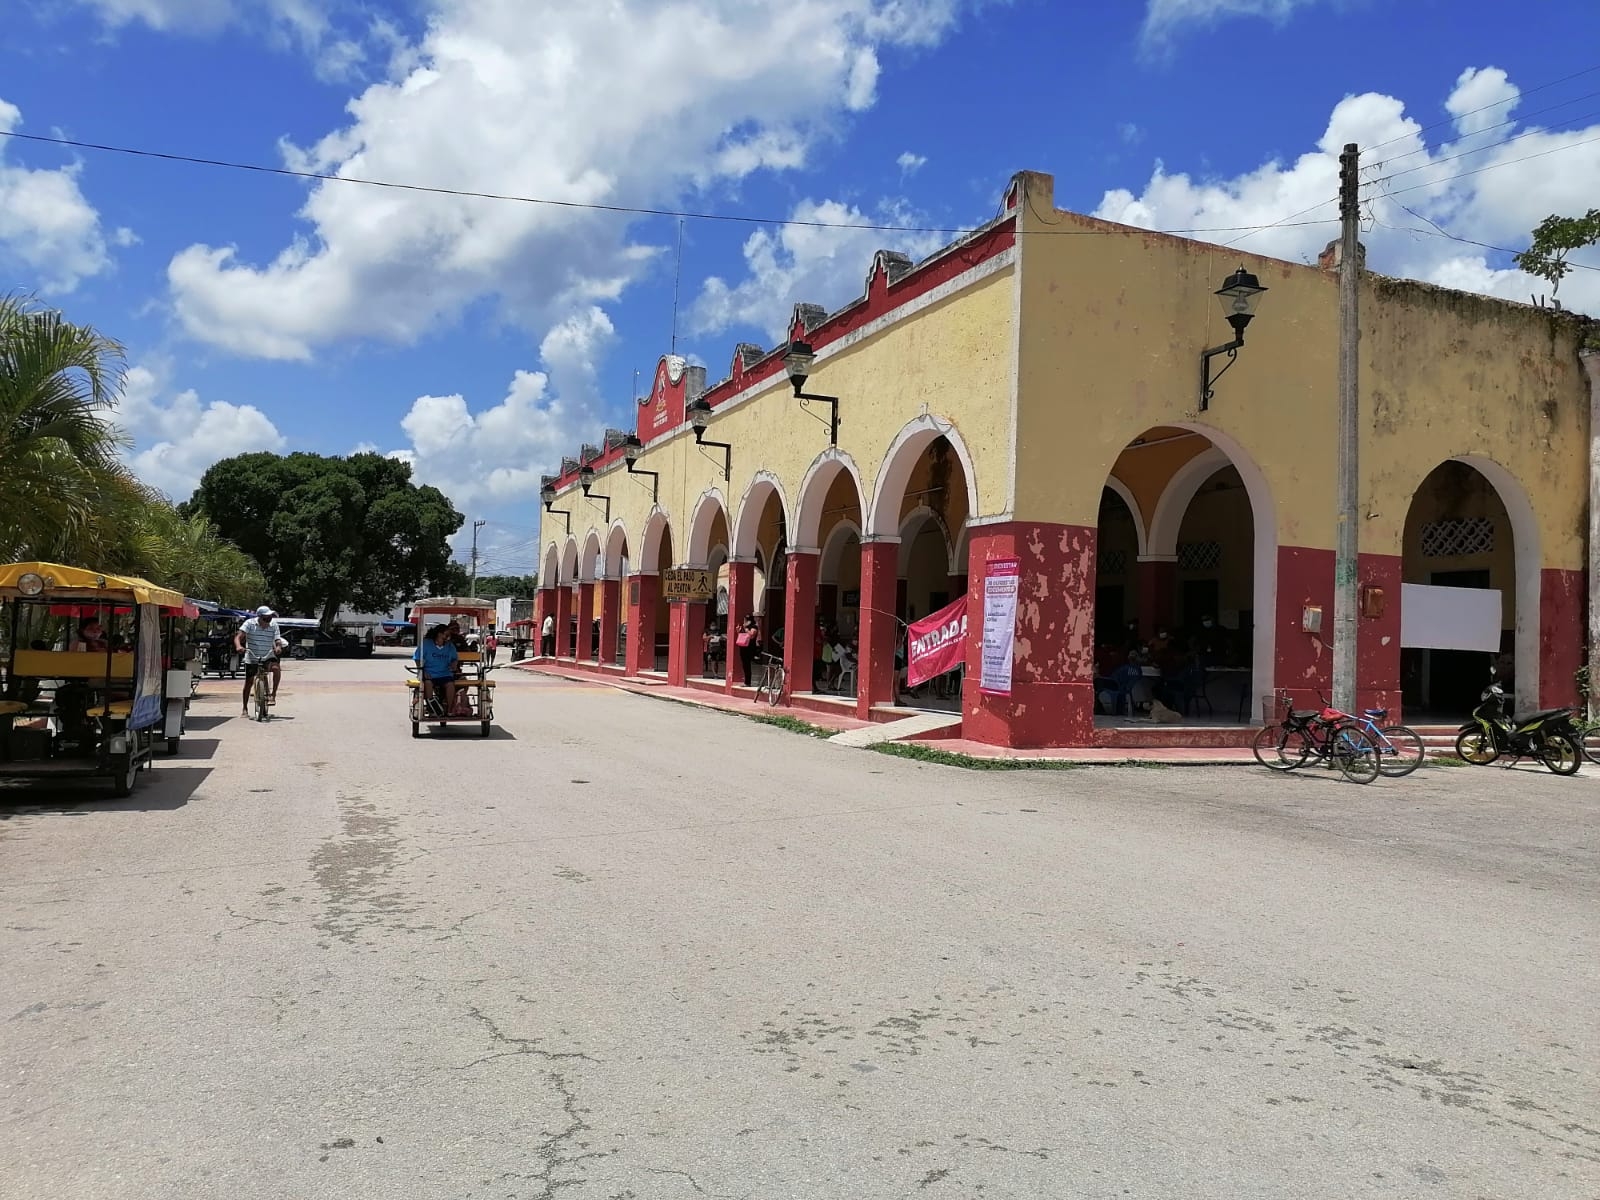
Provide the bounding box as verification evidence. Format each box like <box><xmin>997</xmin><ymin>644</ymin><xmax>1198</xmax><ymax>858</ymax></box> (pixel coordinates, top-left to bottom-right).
<box><xmin>3</xmin><ymin>0</ymin><xmax>1598</xmax><ymax>574</ymax></box>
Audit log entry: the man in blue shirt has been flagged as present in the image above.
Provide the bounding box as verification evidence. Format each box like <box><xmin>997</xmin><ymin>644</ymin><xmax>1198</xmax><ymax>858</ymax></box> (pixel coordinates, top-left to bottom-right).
<box><xmin>414</xmin><ymin>624</ymin><xmax>460</xmax><ymax>715</ymax></box>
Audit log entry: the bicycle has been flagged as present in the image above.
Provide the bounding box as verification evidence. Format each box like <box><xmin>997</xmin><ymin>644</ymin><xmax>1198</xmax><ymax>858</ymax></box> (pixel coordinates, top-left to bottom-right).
<box><xmin>754</xmin><ymin>652</ymin><xmax>786</xmax><ymax>708</ymax></box>
<box><xmin>1317</xmin><ymin>697</ymin><xmax>1424</xmax><ymax>778</ymax></box>
<box><xmin>1577</xmin><ymin>718</ymin><xmax>1600</xmax><ymax>767</ymax></box>
<box><xmin>248</xmin><ymin>658</ymin><xmax>272</xmax><ymax>722</ymax></box>
<box><xmin>1252</xmin><ymin>699</ymin><xmax>1382</xmax><ymax>784</ymax></box>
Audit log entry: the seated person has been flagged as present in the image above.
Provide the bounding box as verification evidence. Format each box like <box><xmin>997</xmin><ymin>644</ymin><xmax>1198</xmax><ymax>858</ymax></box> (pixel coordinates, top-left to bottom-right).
<box><xmin>74</xmin><ymin>618</ymin><xmax>108</xmax><ymax>653</ymax></box>
<box><xmin>414</xmin><ymin>625</ymin><xmax>460</xmax><ymax>713</ymax></box>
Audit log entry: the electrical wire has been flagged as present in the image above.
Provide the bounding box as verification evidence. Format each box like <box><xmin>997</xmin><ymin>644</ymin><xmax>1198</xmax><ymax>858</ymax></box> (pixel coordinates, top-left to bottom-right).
<box><xmin>1363</xmin><ymin>87</ymin><xmax>1600</xmax><ymax>173</ymax></box>
<box><xmin>1364</xmin><ymin>110</ymin><xmax>1600</xmax><ymax>190</ymax></box>
<box><xmin>1361</xmin><ymin>62</ymin><xmax>1600</xmax><ymax>157</ymax></box>
<box><xmin>1376</xmin><ymin>132</ymin><xmax>1600</xmax><ymax>200</ymax></box>
<box><xmin>0</xmin><ymin>127</ymin><xmax>1333</xmax><ymax>240</ymax></box>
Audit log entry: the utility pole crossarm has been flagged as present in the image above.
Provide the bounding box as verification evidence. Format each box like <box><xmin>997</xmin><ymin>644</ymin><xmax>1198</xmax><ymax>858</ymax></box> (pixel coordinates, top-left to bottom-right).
<box><xmin>469</xmin><ymin>518</ymin><xmax>487</xmax><ymax>598</ymax></box>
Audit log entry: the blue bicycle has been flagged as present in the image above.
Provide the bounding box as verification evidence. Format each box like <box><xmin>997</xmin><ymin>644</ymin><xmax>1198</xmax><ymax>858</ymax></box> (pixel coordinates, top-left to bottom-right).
<box><xmin>1314</xmin><ymin>692</ymin><xmax>1425</xmax><ymax>778</ymax></box>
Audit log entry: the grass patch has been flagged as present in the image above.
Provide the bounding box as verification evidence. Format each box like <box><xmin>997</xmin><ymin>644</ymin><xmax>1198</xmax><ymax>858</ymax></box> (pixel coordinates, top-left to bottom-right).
<box><xmin>869</xmin><ymin>742</ymin><xmax>1082</xmax><ymax>771</ymax></box>
<box><xmin>752</xmin><ymin>714</ymin><xmax>834</xmax><ymax>739</ymax></box>
<box><xmin>1427</xmin><ymin>754</ymin><xmax>1471</xmax><ymax>767</ymax></box>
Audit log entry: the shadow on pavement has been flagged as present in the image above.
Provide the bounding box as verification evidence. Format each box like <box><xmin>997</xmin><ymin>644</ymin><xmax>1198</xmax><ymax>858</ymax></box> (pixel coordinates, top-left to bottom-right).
<box><xmin>182</xmin><ymin>714</ymin><xmax>234</xmax><ymax>732</ymax></box>
<box><xmin>0</xmin><ymin>764</ymin><xmax>212</xmax><ymax>817</ymax></box>
<box><xmin>170</xmin><ymin>737</ymin><xmax>219</xmax><ymax>761</ymax></box>
<box><xmin>413</xmin><ymin>724</ymin><xmax>518</xmax><ymax>741</ymax></box>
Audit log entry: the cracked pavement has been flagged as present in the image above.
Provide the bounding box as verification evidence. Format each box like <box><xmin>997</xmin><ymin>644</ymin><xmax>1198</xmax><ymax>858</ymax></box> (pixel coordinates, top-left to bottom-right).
<box><xmin>0</xmin><ymin>653</ymin><xmax>1596</xmax><ymax>1198</ymax></box>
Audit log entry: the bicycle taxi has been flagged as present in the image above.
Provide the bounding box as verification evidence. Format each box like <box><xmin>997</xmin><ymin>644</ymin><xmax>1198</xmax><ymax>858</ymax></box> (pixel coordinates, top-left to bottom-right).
<box><xmin>406</xmin><ymin>596</ymin><xmax>498</xmax><ymax>738</ymax></box>
<box><xmin>0</xmin><ymin>562</ymin><xmax>190</xmax><ymax>797</ymax></box>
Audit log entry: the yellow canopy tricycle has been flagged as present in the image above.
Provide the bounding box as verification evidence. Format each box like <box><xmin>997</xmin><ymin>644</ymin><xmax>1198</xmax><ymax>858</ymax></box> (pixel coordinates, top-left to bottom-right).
<box><xmin>0</xmin><ymin>562</ymin><xmax>185</xmax><ymax>797</ymax></box>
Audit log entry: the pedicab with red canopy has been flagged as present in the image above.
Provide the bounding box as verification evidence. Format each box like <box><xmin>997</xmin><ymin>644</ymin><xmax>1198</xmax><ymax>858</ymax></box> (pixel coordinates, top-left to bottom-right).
<box><xmin>406</xmin><ymin>596</ymin><xmax>498</xmax><ymax>738</ymax></box>
<box><xmin>0</xmin><ymin>562</ymin><xmax>189</xmax><ymax>796</ymax></box>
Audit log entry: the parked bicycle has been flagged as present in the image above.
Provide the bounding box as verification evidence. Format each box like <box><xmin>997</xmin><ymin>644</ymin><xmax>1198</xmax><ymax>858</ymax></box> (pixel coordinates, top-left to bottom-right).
<box><xmin>754</xmin><ymin>652</ymin><xmax>786</xmax><ymax>708</ymax></box>
<box><xmin>1313</xmin><ymin>694</ymin><xmax>1425</xmax><ymax>778</ymax></box>
<box><xmin>1252</xmin><ymin>699</ymin><xmax>1383</xmax><ymax>784</ymax></box>
<box><xmin>1576</xmin><ymin>718</ymin><xmax>1600</xmax><ymax>767</ymax></box>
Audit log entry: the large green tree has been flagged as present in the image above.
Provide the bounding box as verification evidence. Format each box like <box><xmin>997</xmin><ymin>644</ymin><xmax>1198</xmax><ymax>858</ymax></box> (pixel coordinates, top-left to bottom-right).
<box><xmin>188</xmin><ymin>451</ymin><xmax>464</xmax><ymax>624</ymax></box>
<box><xmin>470</xmin><ymin>573</ymin><xmax>538</xmax><ymax>599</ymax></box>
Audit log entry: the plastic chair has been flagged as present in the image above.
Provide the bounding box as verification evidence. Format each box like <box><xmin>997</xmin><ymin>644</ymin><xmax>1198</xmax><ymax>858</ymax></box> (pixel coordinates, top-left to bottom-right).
<box><xmin>836</xmin><ymin>661</ymin><xmax>857</xmax><ymax>697</ymax></box>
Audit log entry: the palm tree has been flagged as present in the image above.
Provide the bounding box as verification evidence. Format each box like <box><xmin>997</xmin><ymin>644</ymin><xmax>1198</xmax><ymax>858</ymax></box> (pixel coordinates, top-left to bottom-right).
<box><xmin>0</xmin><ymin>293</ymin><xmax>130</xmax><ymax>561</ymax></box>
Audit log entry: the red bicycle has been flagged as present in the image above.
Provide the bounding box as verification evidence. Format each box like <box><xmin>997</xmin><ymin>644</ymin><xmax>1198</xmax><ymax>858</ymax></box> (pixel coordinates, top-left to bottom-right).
<box><xmin>1252</xmin><ymin>697</ymin><xmax>1383</xmax><ymax>784</ymax></box>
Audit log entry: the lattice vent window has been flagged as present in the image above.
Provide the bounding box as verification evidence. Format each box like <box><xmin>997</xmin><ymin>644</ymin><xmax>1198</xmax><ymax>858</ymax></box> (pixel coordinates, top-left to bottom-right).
<box><xmin>1177</xmin><ymin>541</ymin><xmax>1222</xmax><ymax>571</ymax></box>
<box><xmin>1421</xmin><ymin>517</ymin><xmax>1494</xmax><ymax>558</ymax></box>
<box><xmin>1098</xmin><ymin>549</ymin><xmax>1128</xmax><ymax>576</ymax></box>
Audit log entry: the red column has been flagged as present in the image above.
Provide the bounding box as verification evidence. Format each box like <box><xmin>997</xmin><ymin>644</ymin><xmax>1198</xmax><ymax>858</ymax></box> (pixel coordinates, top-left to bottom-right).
<box><xmin>962</xmin><ymin>522</ymin><xmax>1097</xmax><ymax>748</ymax></box>
<box><xmin>553</xmin><ymin>585</ymin><xmax>574</xmax><ymax>660</ymax></box>
<box><xmin>857</xmin><ymin>539</ymin><xmax>899</xmax><ymax>719</ymax></box>
<box><xmin>535</xmin><ymin>588</ymin><xmax>557</xmax><ymax>656</ymax></box>
<box><xmin>1540</xmin><ymin>566</ymin><xmax>1586</xmax><ymax>710</ymax></box>
<box><xmin>667</xmin><ymin>600</ymin><xmax>707</xmax><ymax>686</ymax></box>
<box><xmin>725</xmin><ymin>561</ymin><xmax>755</xmax><ymax>691</ymax></box>
<box><xmin>577</xmin><ymin>582</ymin><xmax>596</xmax><ymax>661</ymax></box>
<box><xmin>598</xmin><ymin>579</ymin><xmax>621</xmax><ymax>668</ymax></box>
<box><xmin>1135</xmin><ymin>556</ymin><xmax>1177</xmax><ymax>638</ymax></box>
<box><xmin>624</xmin><ymin>574</ymin><xmax>658</xmax><ymax>676</ymax></box>
<box><xmin>1357</xmin><ymin>553</ymin><xmax>1403</xmax><ymax>719</ymax></box>
<box><xmin>784</xmin><ymin>550</ymin><xmax>819</xmax><ymax>695</ymax></box>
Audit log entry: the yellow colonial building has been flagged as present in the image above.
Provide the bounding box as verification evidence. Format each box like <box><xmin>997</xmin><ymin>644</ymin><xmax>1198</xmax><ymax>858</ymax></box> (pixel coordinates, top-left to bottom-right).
<box><xmin>536</xmin><ymin>171</ymin><xmax>1597</xmax><ymax>748</ymax></box>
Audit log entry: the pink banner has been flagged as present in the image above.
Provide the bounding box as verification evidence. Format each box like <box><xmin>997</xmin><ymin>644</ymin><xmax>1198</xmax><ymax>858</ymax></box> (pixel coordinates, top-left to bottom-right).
<box><xmin>906</xmin><ymin>595</ymin><xmax>968</xmax><ymax>687</ymax></box>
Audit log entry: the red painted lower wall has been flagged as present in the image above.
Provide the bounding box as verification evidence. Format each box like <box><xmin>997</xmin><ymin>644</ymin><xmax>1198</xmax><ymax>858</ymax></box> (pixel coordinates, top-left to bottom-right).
<box><xmin>1540</xmin><ymin>567</ymin><xmax>1585</xmax><ymax>710</ymax></box>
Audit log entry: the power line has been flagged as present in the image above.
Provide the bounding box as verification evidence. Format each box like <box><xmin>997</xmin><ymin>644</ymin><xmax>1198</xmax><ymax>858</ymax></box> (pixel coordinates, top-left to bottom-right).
<box><xmin>1377</xmin><ymin>132</ymin><xmax>1600</xmax><ymax>200</ymax></box>
<box><xmin>1364</xmin><ymin>110</ymin><xmax>1600</xmax><ymax>190</ymax></box>
<box><xmin>0</xmin><ymin>127</ymin><xmax>1333</xmax><ymax>240</ymax></box>
<box><xmin>1364</xmin><ymin>87</ymin><xmax>1600</xmax><ymax>173</ymax></box>
<box><xmin>1371</xmin><ymin>200</ymin><xmax>1600</xmax><ymax>275</ymax></box>
<box><xmin>1362</xmin><ymin>62</ymin><xmax>1600</xmax><ymax>157</ymax></box>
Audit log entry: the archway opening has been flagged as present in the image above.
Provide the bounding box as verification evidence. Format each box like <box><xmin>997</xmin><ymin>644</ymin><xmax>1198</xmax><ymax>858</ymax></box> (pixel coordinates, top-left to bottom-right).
<box><xmin>1400</xmin><ymin>460</ymin><xmax>1528</xmax><ymax>716</ymax></box>
<box><xmin>653</xmin><ymin>526</ymin><xmax>674</xmax><ymax>672</ymax></box>
<box><xmin>607</xmin><ymin>529</ymin><xmax>631</xmax><ymax>667</ymax></box>
<box><xmin>804</xmin><ymin>464</ymin><xmax>864</xmax><ymax>696</ymax></box>
<box><xmin>891</xmin><ymin>436</ymin><xmax>969</xmax><ymax>709</ymax></box>
<box><xmin>698</xmin><ymin>506</ymin><xmax>730</xmax><ymax>678</ymax></box>
<box><xmin>1096</xmin><ymin>427</ymin><xmax>1264</xmax><ymax>726</ymax></box>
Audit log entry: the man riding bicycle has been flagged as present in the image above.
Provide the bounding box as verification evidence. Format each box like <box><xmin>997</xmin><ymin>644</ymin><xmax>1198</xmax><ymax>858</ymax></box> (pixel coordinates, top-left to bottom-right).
<box><xmin>235</xmin><ymin>606</ymin><xmax>286</xmax><ymax>716</ymax></box>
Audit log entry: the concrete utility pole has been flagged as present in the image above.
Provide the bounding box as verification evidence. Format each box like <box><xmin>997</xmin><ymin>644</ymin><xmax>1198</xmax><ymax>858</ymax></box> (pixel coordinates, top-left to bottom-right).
<box><xmin>469</xmin><ymin>518</ymin><xmax>487</xmax><ymax>597</ymax></box>
<box><xmin>1332</xmin><ymin>142</ymin><xmax>1361</xmax><ymax>712</ymax></box>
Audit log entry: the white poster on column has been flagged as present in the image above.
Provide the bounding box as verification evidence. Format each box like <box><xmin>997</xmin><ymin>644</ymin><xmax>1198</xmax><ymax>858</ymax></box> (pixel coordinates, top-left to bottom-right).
<box><xmin>1399</xmin><ymin>583</ymin><xmax>1503</xmax><ymax>651</ymax></box>
<box><xmin>979</xmin><ymin>557</ymin><xmax>1019</xmax><ymax>695</ymax></box>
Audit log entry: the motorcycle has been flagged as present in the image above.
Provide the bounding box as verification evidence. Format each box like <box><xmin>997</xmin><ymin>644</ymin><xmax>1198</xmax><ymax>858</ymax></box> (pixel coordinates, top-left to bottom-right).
<box><xmin>1454</xmin><ymin>673</ymin><xmax>1582</xmax><ymax>775</ymax></box>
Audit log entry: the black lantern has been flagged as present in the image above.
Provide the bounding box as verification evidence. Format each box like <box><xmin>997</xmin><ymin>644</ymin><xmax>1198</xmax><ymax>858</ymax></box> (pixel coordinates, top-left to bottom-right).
<box><xmin>782</xmin><ymin>339</ymin><xmax>839</xmax><ymax>445</ymax></box>
<box><xmin>685</xmin><ymin>398</ymin><xmax>730</xmax><ymax>481</ymax></box>
<box><xmin>1200</xmin><ymin>265</ymin><xmax>1268</xmax><ymax>410</ymax></box>
<box><xmin>622</xmin><ymin>434</ymin><xmax>659</xmax><ymax>504</ymax></box>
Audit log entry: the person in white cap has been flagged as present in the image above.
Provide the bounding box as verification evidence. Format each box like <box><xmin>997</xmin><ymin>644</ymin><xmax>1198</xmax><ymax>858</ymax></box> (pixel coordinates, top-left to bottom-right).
<box><xmin>234</xmin><ymin>605</ymin><xmax>287</xmax><ymax>715</ymax></box>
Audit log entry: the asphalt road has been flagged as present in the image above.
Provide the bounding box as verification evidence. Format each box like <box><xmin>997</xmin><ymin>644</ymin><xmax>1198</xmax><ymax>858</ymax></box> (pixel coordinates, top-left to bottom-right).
<box><xmin>2</xmin><ymin>653</ymin><xmax>1596</xmax><ymax>1199</ymax></box>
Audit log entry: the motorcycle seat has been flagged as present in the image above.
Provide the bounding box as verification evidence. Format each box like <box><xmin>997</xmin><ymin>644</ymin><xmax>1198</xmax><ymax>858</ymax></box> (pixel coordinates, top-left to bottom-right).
<box><xmin>1288</xmin><ymin>709</ymin><xmax>1320</xmax><ymax>723</ymax></box>
<box><xmin>1512</xmin><ymin>707</ymin><xmax>1572</xmax><ymax>724</ymax></box>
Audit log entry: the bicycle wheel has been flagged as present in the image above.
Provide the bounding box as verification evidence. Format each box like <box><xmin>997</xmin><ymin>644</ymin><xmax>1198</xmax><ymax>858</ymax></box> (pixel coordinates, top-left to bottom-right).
<box><xmin>254</xmin><ymin>672</ymin><xmax>270</xmax><ymax>722</ymax></box>
<box><xmin>1581</xmin><ymin>723</ymin><xmax>1600</xmax><ymax>766</ymax></box>
<box><xmin>1252</xmin><ymin>723</ymin><xmax>1310</xmax><ymax>770</ymax></box>
<box><xmin>766</xmin><ymin>666</ymin><xmax>784</xmax><ymax>707</ymax></box>
<box><xmin>1538</xmin><ymin>732</ymin><xmax>1581</xmax><ymax>776</ymax></box>
<box><xmin>1376</xmin><ymin>725</ymin><xmax>1425</xmax><ymax>778</ymax></box>
<box><xmin>1331</xmin><ymin>724</ymin><xmax>1380</xmax><ymax>784</ymax></box>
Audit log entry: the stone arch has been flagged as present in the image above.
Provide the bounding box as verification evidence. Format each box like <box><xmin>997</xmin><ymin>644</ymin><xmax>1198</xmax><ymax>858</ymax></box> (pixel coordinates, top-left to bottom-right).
<box><xmin>687</xmin><ymin>488</ymin><xmax>731</xmax><ymax>568</ymax></box>
<box><xmin>1104</xmin><ymin>475</ymin><xmax>1149</xmax><ymax>558</ymax></box>
<box><xmin>604</xmin><ymin>521</ymin><xmax>631</xmax><ymax>580</ymax></box>
<box><xmin>949</xmin><ymin>523</ymin><xmax>971</xmax><ymax>578</ymax></box>
<box><xmin>732</xmin><ymin>472</ymin><xmax>792</xmax><ymax>561</ymax></box>
<box><xmin>560</xmin><ymin>536</ymin><xmax>580</xmax><ymax>585</ymax></box>
<box><xmin>795</xmin><ymin>448</ymin><xmax>868</xmax><ymax>550</ymax></box>
<box><xmin>541</xmin><ymin>542</ymin><xmax>560</xmax><ymax>588</ymax></box>
<box><xmin>1139</xmin><ymin>423</ymin><xmax>1277</xmax><ymax>717</ymax></box>
<box><xmin>1405</xmin><ymin>453</ymin><xmax>1542</xmax><ymax>712</ymax></box>
<box><xmin>638</xmin><ymin>508</ymin><xmax>674</xmax><ymax>574</ymax></box>
<box><xmin>820</xmin><ymin>519</ymin><xmax>863</xmax><ymax>583</ymax></box>
<box><xmin>866</xmin><ymin>414</ymin><xmax>980</xmax><ymax>539</ymax></box>
<box><xmin>896</xmin><ymin>505</ymin><xmax>952</xmax><ymax>576</ymax></box>
<box><xmin>1146</xmin><ymin>446</ymin><xmax>1231</xmax><ymax>557</ymax></box>
<box><xmin>579</xmin><ymin>529</ymin><xmax>603</xmax><ymax>582</ymax></box>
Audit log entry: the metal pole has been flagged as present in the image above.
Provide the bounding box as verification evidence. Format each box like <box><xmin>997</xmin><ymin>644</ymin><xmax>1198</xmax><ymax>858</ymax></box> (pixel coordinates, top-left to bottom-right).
<box><xmin>469</xmin><ymin>518</ymin><xmax>486</xmax><ymax>597</ymax></box>
<box><xmin>1332</xmin><ymin>142</ymin><xmax>1361</xmax><ymax>712</ymax></box>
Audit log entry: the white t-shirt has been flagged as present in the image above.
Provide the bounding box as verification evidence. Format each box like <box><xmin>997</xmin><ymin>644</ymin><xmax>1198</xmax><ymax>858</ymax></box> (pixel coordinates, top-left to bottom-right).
<box><xmin>238</xmin><ymin>619</ymin><xmax>283</xmax><ymax>664</ymax></box>
<box><xmin>542</xmin><ymin>616</ymin><xmax>554</xmax><ymax>636</ymax></box>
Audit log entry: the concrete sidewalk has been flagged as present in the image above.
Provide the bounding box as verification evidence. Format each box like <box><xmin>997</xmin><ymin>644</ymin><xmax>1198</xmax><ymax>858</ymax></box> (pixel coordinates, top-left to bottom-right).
<box><xmin>515</xmin><ymin>660</ymin><xmax>1263</xmax><ymax>764</ymax></box>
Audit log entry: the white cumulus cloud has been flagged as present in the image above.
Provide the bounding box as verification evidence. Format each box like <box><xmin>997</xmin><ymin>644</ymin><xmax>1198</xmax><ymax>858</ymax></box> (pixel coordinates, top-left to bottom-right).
<box><xmin>391</xmin><ymin>307</ymin><xmax>617</xmax><ymax>512</ymax></box>
<box><xmin>166</xmin><ymin>0</ymin><xmax>976</xmax><ymax>362</ymax></box>
<box><xmin>1094</xmin><ymin>68</ymin><xmax>1600</xmax><ymax>315</ymax></box>
<box><xmin>1141</xmin><ymin>0</ymin><xmax>1323</xmax><ymax>46</ymax></box>
<box><xmin>691</xmin><ymin>198</ymin><xmax>945</xmax><ymax>341</ymax></box>
<box><xmin>897</xmin><ymin>151</ymin><xmax>928</xmax><ymax>175</ymax></box>
<box><xmin>114</xmin><ymin>364</ymin><xmax>287</xmax><ymax>500</ymax></box>
<box><xmin>0</xmin><ymin>99</ymin><xmax>128</xmax><ymax>294</ymax></box>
